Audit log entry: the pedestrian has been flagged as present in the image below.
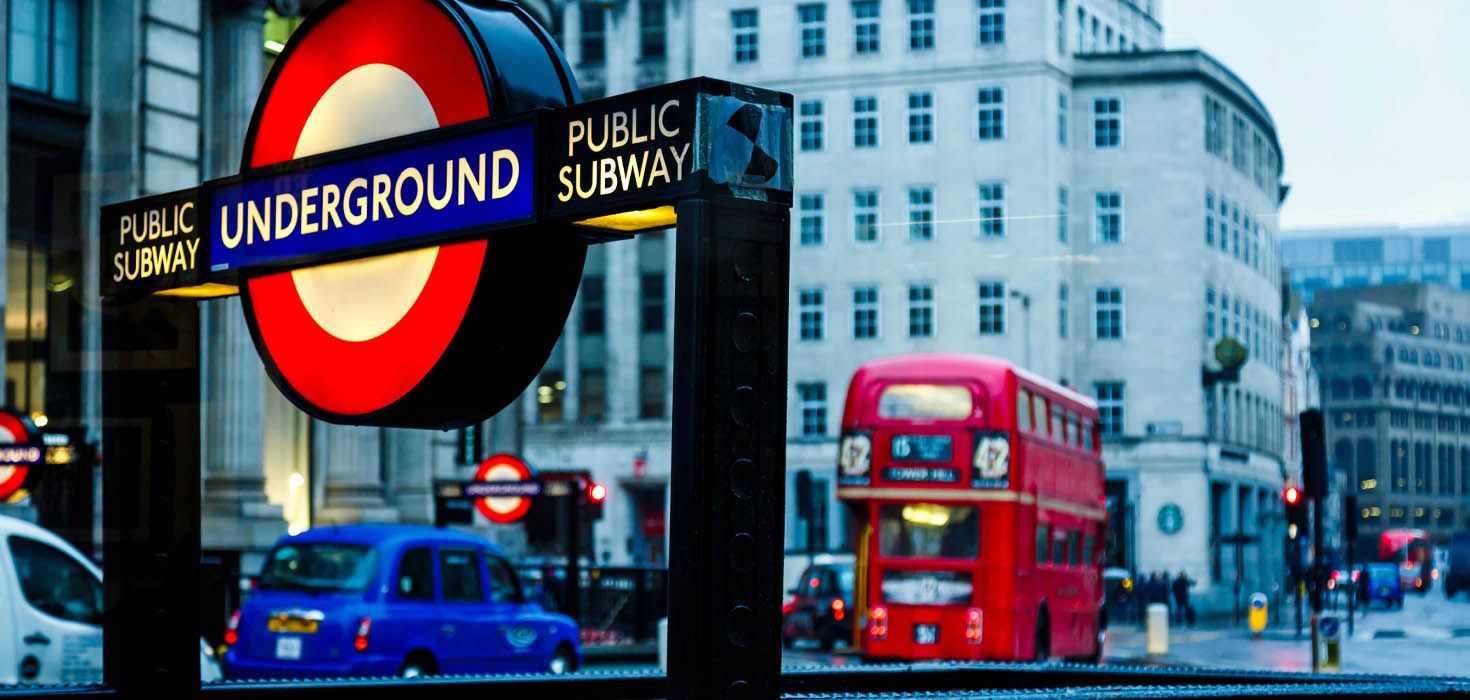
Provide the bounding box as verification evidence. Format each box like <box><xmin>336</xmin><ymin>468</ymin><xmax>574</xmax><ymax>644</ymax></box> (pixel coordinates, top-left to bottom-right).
<box><xmin>1172</xmin><ymin>570</ymin><xmax>1195</xmax><ymax>626</ymax></box>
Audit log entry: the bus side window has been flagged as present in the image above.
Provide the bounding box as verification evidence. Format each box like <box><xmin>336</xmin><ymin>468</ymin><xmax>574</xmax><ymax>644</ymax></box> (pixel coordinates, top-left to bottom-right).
<box><xmin>1036</xmin><ymin>526</ymin><xmax>1050</xmax><ymax>565</ymax></box>
<box><xmin>1083</xmin><ymin>421</ymin><xmax>1096</xmax><ymax>451</ymax></box>
<box><xmin>1082</xmin><ymin>534</ymin><xmax>1094</xmax><ymax>567</ymax></box>
<box><xmin>1050</xmin><ymin>406</ymin><xmax>1064</xmax><ymax>442</ymax></box>
<box><xmin>1065</xmin><ymin>413</ymin><xmax>1078</xmax><ymax>446</ymax></box>
<box><xmin>1033</xmin><ymin>396</ymin><xmax>1048</xmax><ymax>436</ymax></box>
<box><xmin>1018</xmin><ymin>390</ymin><xmax>1032</xmax><ymax>432</ymax></box>
<box><xmin>1052</xmin><ymin>529</ymin><xmax>1067</xmax><ymax>565</ymax></box>
<box><xmin>1068</xmin><ymin>532</ymin><xmax>1082</xmax><ymax>567</ymax></box>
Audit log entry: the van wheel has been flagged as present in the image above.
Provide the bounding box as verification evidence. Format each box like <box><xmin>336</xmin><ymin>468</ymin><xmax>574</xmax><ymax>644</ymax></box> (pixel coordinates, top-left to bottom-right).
<box><xmin>398</xmin><ymin>651</ymin><xmax>437</xmax><ymax>678</ymax></box>
<box><xmin>548</xmin><ymin>644</ymin><xmax>577</xmax><ymax>674</ymax></box>
<box><xmin>1032</xmin><ymin>608</ymin><xmax>1051</xmax><ymax>663</ymax></box>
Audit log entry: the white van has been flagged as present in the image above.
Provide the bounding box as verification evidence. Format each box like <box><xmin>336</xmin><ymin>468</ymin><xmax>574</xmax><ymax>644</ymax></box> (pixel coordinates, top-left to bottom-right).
<box><xmin>0</xmin><ymin>514</ymin><xmax>104</xmax><ymax>685</ymax></box>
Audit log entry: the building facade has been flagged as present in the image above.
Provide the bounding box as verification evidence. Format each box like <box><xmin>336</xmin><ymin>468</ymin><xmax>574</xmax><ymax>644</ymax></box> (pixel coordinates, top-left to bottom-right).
<box><xmin>1309</xmin><ymin>284</ymin><xmax>1470</xmax><ymax>554</ymax></box>
<box><xmin>533</xmin><ymin>0</ymin><xmax>1294</xmax><ymax>615</ymax></box>
<box><xmin>1283</xmin><ymin>224</ymin><xmax>1470</xmax><ymax>306</ymax></box>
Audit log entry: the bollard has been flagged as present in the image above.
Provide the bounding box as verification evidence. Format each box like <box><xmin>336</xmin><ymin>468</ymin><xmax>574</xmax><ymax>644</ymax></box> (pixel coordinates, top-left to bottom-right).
<box><xmin>658</xmin><ymin>617</ymin><xmax>669</xmax><ymax>671</ymax></box>
<box><xmin>1313</xmin><ymin>615</ymin><xmax>1342</xmax><ymax>673</ymax></box>
<box><xmin>1248</xmin><ymin>593</ymin><xmax>1269</xmax><ymax>637</ymax></box>
<box><xmin>1145</xmin><ymin>603</ymin><xmax>1169</xmax><ymax>656</ymax></box>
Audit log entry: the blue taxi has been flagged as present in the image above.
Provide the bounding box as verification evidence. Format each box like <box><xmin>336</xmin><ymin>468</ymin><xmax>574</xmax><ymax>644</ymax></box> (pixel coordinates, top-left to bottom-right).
<box><xmin>222</xmin><ymin>525</ymin><xmax>580</xmax><ymax>679</ymax></box>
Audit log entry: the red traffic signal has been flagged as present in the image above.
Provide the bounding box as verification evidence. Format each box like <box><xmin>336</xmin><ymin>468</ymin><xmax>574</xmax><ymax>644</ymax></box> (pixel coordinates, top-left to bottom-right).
<box><xmin>1284</xmin><ymin>486</ymin><xmax>1300</xmax><ymax>505</ymax></box>
<box><xmin>588</xmin><ymin>482</ymin><xmax>608</xmax><ymax>504</ymax></box>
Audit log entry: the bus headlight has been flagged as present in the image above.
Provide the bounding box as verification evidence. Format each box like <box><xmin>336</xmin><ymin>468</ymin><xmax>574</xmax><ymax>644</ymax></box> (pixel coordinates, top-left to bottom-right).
<box><xmin>838</xmin><ymin>433</ymin><xmax>872</xmax><ymax>482</ymax></box>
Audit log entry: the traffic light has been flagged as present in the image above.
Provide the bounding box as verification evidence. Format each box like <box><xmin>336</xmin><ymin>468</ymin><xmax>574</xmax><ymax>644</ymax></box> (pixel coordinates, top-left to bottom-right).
<box><xmin>581</xmin><ymin>480</ymin><xmax>607</xmax><ymax>521</ymax></box>
<box><xmin>1284</xmin><ymin>485</ymin><xmax>1307</xmax><ymax>539</ymax></box>
<box><xmin>794</xmin><ymin>469</ymin><xmax>813</xmax><ymax>520</ymax></box>
<box><xmin>1343</xmin><ymin>494</ymin><xmax>1358</xmax><ymax>542</ymax></box>
<box><xmin>1299</xmin><ymin>409</ymin><xmax>1327</xmax><ymax>499</ymax></box>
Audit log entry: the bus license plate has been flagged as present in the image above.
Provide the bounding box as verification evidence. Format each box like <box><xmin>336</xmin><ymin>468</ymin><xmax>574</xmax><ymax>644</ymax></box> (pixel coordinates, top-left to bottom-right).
<box><xmin>275</xmin><ymin>636</ymin><xmax>303</xmax><ymax>660</ymax></box>
<box><xmin>913</xmin><ymin>624</ymin><xmax>939</xmax><ymax>645</ymax></box>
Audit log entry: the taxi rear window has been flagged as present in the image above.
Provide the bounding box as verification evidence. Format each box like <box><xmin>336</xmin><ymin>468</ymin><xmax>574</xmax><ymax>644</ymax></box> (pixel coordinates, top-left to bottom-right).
<box><xmin>877</xmin><ymin>384</ymin><xmax>973</xmax><ymax>420</ymax></box>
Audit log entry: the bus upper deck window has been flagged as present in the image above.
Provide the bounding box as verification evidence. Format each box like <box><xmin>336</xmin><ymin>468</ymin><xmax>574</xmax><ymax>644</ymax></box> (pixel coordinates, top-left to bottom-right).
<box><xmin>878</xmin><ymin>384</ymin><xmax>973</xmax><ymax>420</ymax></box>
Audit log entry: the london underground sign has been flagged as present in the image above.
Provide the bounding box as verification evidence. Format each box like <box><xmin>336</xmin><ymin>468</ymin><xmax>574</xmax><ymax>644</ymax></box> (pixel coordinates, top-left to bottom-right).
<box><xmin>0</xmin><ymin>410</ymin><xmax>42</xmax><ymax>502</ymax></box>
<box><xmin>99</xmin><ymin>0</ymin><xmax>791</xmax><ymax>430</ymax></box>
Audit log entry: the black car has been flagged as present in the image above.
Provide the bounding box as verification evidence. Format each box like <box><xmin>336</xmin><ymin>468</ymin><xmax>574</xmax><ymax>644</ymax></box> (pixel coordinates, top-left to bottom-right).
<box><xmin>1446</xmin><ymin>533</ymin><xmax>1470</xmax><ymax>599</ymax></box>
<box><xmin>782</xmin><ymin>563</ymin><xmax>854</xmax><ymax>650</ymax></box>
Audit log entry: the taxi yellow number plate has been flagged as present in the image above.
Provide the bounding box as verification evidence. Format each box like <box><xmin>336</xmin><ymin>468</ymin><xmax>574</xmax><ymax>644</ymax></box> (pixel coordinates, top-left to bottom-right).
<box><xmin>267</xmin><ymin>618</ymin><xmax>319</xmax><ymax>634</ymax></box>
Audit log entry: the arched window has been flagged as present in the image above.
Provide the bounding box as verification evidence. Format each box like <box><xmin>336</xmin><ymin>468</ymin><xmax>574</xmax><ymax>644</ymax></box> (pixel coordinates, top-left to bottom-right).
<box><xmin>1352</xmin><ymin>376</ymin><xmax>1371</xmax><ymax>399</ymax></box>
<box><xmin>1329</xmin><ymin>378</ymin><xmax>1349</xmax><ymax>400</ymax></box>
<box><xmin>1333</xmin><ymin>438</ymin><xmax>1354</xmax><ymax>474</ymax></box>
<box><xmin>1384</xmin><ymin>345</ymin><xmax>1395</xmax><ymax>364</ymax></box>
<box><xmin>1406</xmin><ymin>381</ymin><xmax>1417</xmax><ymax>400</ymax></box>
<box><xmin>1356</xmin><ymin>438</ymin><xmax>1376</xmax><ymax>484</ymax></box>
<box><xmin>1422</xmin><ymin>382</ymin><xmax>1437</xmax><ymax>402</ymax></box>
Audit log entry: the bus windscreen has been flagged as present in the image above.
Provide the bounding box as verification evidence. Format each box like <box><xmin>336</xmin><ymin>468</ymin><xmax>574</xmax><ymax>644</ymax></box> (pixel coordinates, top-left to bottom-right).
<box><xmin>878</xmin><ymin>503</ymin><xmax>979</xmax><ymax>559</ymax></box>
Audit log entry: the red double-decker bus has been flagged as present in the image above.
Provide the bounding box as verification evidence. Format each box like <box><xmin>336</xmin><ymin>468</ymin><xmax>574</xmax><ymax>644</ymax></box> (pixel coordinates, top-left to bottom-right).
<box><xmin>836</xmin><ymin>353</ymin><xmax>1107</xmax><ymax>662</ymax></box>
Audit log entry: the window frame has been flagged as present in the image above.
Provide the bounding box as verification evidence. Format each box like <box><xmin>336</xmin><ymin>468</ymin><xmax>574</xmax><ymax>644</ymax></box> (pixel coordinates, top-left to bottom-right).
<box><xmin>1092</xmin><ymin>96</ymin><xmax>1122</xmax><ymax>149</ymax></box>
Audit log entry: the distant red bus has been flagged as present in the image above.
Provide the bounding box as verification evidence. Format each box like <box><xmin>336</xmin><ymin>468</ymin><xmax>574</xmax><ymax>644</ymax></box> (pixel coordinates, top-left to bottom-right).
<box><xmin>836</xmin><ymin>353</ymin><xmax>1107</xmax><ymax>662</ymax></box>
<box><xmin>1379</xmin><ymin>528</ymin><xmax>1433</xmax><ymax>593</ymax></box>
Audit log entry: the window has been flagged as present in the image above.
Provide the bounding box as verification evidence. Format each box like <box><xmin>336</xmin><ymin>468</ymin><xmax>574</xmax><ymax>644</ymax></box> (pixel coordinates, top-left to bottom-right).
<box><xmin>908</xmin><ymin>284</ymin><xmax>934</xmax><ymax>337</ymax></box>
<box><xmin>1059</xmin><ymin>283</ymin><xmax>1069</xmax><ymax>338</ymax></box>
<box><xmin>1037</xmin><ymin>525</ymin><xmax>1051</xmax><ymax>564</ymax></box>
<box><xmin>580</xmin><ymin>4</ymin><xmax>607</xmax><ymax>64</ymax></box>
<box><xmin>436</xmin><ymin>549</ymin><xmax>485</xmax><ymax>603</ymax></box>
<box><xmin>1068</xmin><ymin>531</ymin><xmax>1082</xmax><ymax>566</ymax></box>
<box><xmin>1018</xmin><ymin>390</ymin><xmax>1033</xmax><ymax>431</ymax></box>
<box><xmin>978</xmin><ymin>183</ymin><xmax>1005</xmax><ymax>238</ymax></box>
<box><xmin>978</xmin><ymin>281</ymin><xmax>1006</xmax><ymax>335</ymax></box>
<box><xmin>799</xmin><ymin>288</ymin><xmax>825</xmax><ymax>340</ymax></box>
<box><xmin>536</xmin><ymin>370</ymin><xmax>566</xmax><ymax>423</ymax></box>
<box><xmin>798</xmin><ymin>382</ymin><xmax>828</xmax><ymax>436</ymax></box>
<box><xmin>640</xmin><ymin>0</ymin><xmax>667</xmax><ymax>58</ymax></box>
<box><xmin>580</xmin><ymin>276</ymin><xmax>605</xmax><ymax>335</ymax></box>
<box><xmin>1058</xmin><ymin>186</ymin><xmax>1069</xmax><ymax>242</ymax></box>
<box><xmin>1095</xmin><ymin>287</ymin><xmax>1123</xmax><ymax>339</ymax></box>
<box><xmin>977</xmin><ymin>0</ymin><xmax>1005</xmax><ymax>45</ymax></box>
<box><xmin>261</xmin><ymin>543</ymin><xmax>379</xmax><ymax>593</ymax></box>
<box><xmin>853</xmin><ymin>189</ymin><xmax>880</xmax><ymax>242</ymax></box>
<box><xmin>879</xmin><ymin>503</ymin><xmax>980</xmax><ymax>559</ymax></box>
<box><xmin>639</xmin><ymin>367</ymin><xmax>666</xmax><ymax>418</ymax></box>
<box><xmin>1093</xmin><ymin>97</ymin><xmax>1121</xmax><ymax>148</ymax></box>
<box><xmin>1056</xmin><ymin>0</ymin><xmax>1067</xmax><ymax>54</ymax></box>
<box><xmin>977</xmin><ymin>87</ymin><xmax>1005</xmax><ymax>140</ymax></box>
<box><xmin>395</xmin><ymin>547</ymin><xmax>435</xmax><ymax>600</ymax></box>
<box><xmin>580</xmin><ymin>368</ymin><xmax>607</xmax><ymax>423</ymax></box>
<box><xmin>799</xmin><ymin>193</ymin><xmax>825</xmax><ymax>245</ymax></box>
<box><xmin>732</xmin><ymin>8</ymin><xmax>759</xmax><ymax>63</ymax></box>
<box><xmin>1058</xmin><ymin>91</ymin><xmax>1069</xmax><ymax>146</ymax></box>
<box><xmin>1095</xmin><ymin>381</ymin><xmax>1124</xmax><ymax>436</ymax></box>
<box><xmin>907</xmin><ymin>0</ymin><xmax>935</xmax><ymax>51</ymax></box>
<box><xmin>9</xmin><ymin>0</ymin><xmax>81</xmax><ymax>100</ymax></box>
<box><xmin>1206</xmin><ymin>286</ymin><xmax>1216</xmax><ymax>339</ymax></box>
<box><xmin>908</xmin><ymin>186</ymin><xmax>935</xmax><ymax>240</ymax></box>
<box><xmin>1204</xmin><ymin>96</ymin><xmax>1226</xmax><ymax>157</ymax></box>
<box><xmin>485</xmin><ymin>555</ymin><xmax>523</xmax><ymax>604</ymax></box>
<box><xmin>1094</xmin><ymin>191</ymin><xmax>1122</xmax><ymax>243</ymax></box>
<box><xmin>853</xmin><ymin>286</ymin><xmax>880</xmax><ymax>339</ymax></box>
<box><xmin>640</xmin><ymin>273</ymin><xmax>665</xmax><ymax>333</ymax></box>
<box><xmin>853</xmin><ymin>96</ymin><xmax>879</xmax><ymax>148</ymax></box>
<box><xmin>853</xmin><ymin>0</ymin><xmax>881</xmax><ymax>54</ymax></box>
<box><xmin>907</xmin><ymin>91</ymin><xmax>934</xmax><ymax>144</ymax></box>
<box><xmin>879</xmin><ymin>384</ymin><xmax>973</xmax><ymax>419</ymax></box>
<box><xmin>799</xmin><ymin>99</ymin><xmax>825</xmax><ymax>151</ymax></box>
<box><xmin>1205</xmin><ymin>189</ymin><xmax>1215</xmax><ymax>247</ymax></box>
<box><xmin>7</xmin><ymin>536</ymin><xmax>102</xmax><ymax>624</ymax></box>
<box><xmin>1232</xmin><ymin>114</ymin><xmax>1248</xmax><ymax>172</ymax></box>
<box><xmin>799</xmin><ymin>3</ymin><xmax>827</xmax><ymax>58</ymax></box>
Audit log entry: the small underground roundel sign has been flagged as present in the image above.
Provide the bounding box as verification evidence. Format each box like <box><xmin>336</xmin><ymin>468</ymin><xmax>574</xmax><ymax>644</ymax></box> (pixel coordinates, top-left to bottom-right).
<box><xmin>0</xmin><ymin>411</ymin><xmax>39</xmax><ymax>502</ymax></box>
<box><xmin>238</xmin><ymin>0</ymin><xmax>585</xmax><ymax>428</ymax></box>
<box><xmin>474</xmin><ymin>454</ymin><xmax>535</xmax><ymax>524</ymax></box>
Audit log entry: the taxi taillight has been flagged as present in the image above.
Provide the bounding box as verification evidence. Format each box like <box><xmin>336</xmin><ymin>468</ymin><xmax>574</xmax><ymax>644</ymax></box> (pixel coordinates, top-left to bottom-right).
<box><xmin>224</xmin><ymin>609</ymin><xmax>240</xmax><ymax>646</ymax></box>
<box><xmin>868</xmin><ymin>606</ymin><xmax>888</xmax><ymax>640</ymax></box>
<box><xmin>354</xmin><ymin>617</ymin><xmax>372</xmax><ymax>652</ymax></box>
<box><xmin>965</xmin><ymin>608</ymin><xmax>983</xmax><ymax>645</ymax></box>
<box><xmin>832</xmin><ymin>598</ymin><xmax>845</xmax><ymax>622</ymax></box>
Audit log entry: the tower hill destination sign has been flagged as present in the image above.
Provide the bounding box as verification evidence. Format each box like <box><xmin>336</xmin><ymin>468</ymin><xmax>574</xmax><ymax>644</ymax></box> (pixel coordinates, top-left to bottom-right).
<box><xmin>99</xmin><ymin>0</ymin><xmax>791</xmax><ymax>429</ymax></box>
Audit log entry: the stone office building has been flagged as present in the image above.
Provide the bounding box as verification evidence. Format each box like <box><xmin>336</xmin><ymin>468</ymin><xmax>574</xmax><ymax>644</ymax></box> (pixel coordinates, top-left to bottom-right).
<box><xmin>1309</xmin><ymin>283</ymin><xmax>1470</xmax><ymax>552</ymax></box>
<box><xmin>535</xmin><ymin>0</ymin><xmax>1296</xmax><ymax>614</ymax></box>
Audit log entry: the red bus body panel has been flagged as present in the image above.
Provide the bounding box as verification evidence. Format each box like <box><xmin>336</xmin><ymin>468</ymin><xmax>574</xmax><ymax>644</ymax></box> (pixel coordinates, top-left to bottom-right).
<box><xmin>837</xmin><ymin>353</ymin><xmax>1107</xmax><ymax>662</ymax></box>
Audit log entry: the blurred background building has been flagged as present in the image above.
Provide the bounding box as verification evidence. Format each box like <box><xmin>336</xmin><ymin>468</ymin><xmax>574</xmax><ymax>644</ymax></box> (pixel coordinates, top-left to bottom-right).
<box><xmin>1283</xmin><ymin>224</ymin><xmax>1470</xmax><ymax>305</ymax></box>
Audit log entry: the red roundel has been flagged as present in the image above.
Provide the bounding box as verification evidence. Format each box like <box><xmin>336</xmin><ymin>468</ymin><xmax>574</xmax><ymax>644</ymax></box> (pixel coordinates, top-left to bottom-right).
<box><xmin>0</xmin><ymin>412</ymin><xmax>34</xmax><ymax>501</ymax></box>
<box><xmin>474</xmin><ymin>454</ymin><xmax>535</xmax><ymax>524</ymax></box>
<box><xmin>237</xmin><ymin>0</ymin><xmax>586</xmax><ymax>428</ymax></box>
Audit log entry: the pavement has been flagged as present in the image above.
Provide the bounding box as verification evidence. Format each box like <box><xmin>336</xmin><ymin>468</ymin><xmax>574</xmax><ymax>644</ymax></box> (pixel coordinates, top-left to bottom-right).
<box><xmin>586</xmin><ymin>589</ymin><xmax>1470</xmax><ymax>677</ymax></box>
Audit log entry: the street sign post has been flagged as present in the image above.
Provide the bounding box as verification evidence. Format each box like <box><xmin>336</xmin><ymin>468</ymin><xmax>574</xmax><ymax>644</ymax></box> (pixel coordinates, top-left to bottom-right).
<box><xmin>98</xmin><ymin>1</ymin><xmax>791</xmax><ymax>697</ymax></box>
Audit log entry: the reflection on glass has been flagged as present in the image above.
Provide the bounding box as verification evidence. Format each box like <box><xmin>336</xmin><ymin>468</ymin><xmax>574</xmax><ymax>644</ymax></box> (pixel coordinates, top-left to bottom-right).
<box><xmin>878</xmin><ymin>384</ymin><xmax>973</xmax><ymax>420</ymax></box>
<box><xmin>878</xmin><ymin>503</ymin><xmax>979</xmax><ymax>559</ymax></box>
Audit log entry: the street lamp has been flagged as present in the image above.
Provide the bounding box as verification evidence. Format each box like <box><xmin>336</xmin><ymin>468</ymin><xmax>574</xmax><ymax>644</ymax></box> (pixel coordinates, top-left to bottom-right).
<box><xmin>1009</xmin><ymin>290</ymin><xmax>1032</xmax><ymax>369</ymax></box>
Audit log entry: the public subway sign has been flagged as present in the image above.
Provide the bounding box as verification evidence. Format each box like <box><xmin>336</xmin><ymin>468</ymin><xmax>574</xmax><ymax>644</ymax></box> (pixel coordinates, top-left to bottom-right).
<box><xmin>98</xmin><ymin>0</ymin><xmax>791</xmax><ymax>430</ymax></box>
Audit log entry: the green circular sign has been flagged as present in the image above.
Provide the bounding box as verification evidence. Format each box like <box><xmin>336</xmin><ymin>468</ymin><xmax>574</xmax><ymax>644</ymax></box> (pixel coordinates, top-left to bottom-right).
<box><xmin>1214</xmin><ymin>337</ymin><xmax>1248</xmax><ymax>370</ymax></box>
<box><xmin>1157</xmin><ymin>503</ymin><xmax>1184</xmax><ymax>535</ymax></box>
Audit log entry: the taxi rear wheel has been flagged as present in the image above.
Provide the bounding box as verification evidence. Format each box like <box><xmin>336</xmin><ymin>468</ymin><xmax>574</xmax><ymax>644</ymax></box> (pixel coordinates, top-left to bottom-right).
<box><xmin>548</xmin><ymin>644</ymin><xmax>577</xmax><ymax>674</ymax></box>
<box><xmin>398</xmin><ymin>651</ymin><xmax>437</xmax><ymax>678</ymax></box>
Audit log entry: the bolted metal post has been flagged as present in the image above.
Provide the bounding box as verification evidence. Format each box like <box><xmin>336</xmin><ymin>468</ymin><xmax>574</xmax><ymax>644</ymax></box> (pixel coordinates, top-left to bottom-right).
<box><xmin>667</xmin><ymin>197</ymin><xmax>789</xmax><ymax>700</ymax></box>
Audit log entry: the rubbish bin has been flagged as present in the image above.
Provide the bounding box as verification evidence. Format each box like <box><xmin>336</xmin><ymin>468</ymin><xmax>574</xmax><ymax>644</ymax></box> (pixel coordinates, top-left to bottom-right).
<box><xmin>1248</xmin><ymin>592</ymin><xmax>1268</xmax><ymax>636</ymax></box>
<box><xmin>1145</xmin><ymin>603</ymin><xmax>1169</xmax><ymax>656</ymax></box>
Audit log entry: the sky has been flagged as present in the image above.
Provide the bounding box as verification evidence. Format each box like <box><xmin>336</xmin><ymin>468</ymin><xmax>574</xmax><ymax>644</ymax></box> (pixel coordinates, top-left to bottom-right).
<box><xmin>1163</xmin><ymin>0</ymin><xmax>1470</xmax><ymax>231</ymax></box>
